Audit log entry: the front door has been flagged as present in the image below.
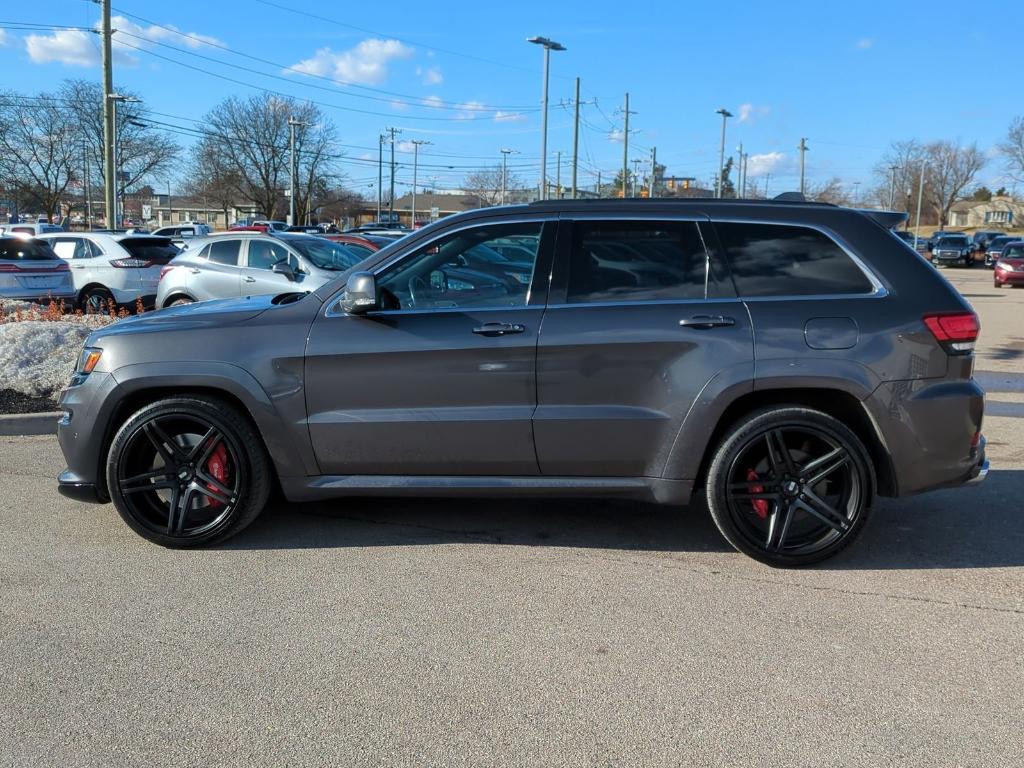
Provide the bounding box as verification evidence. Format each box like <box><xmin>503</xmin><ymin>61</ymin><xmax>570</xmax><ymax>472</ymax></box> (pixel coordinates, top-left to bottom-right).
<box><xmin>534</xmin><ymin>217</ymin><xmax>754</xmax><ymax>477</ymax></box>
<box><xmin>239</xmin><ymin>238</ymin><xmax>303</xmax><ymax>296</ymax></box>
<box><xmin>305</xmin><ymin>219</ymin><xmax>554</xmax><ymax>476</ymax></box>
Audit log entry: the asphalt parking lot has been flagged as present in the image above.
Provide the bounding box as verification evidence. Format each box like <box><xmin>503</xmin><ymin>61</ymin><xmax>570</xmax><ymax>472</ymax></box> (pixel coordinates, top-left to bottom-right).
<box><xmin>2</xmin><ymin>266</ymin><xmax>1023</xmax><ymax>767</ymax></box>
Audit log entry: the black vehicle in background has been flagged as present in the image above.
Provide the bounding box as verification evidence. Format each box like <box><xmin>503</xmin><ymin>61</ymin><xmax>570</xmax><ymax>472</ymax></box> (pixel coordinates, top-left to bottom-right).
<box><xmin>931</xmin><ymin>234</ymin><xmax>975</xmax><ymax>267</ymax></box>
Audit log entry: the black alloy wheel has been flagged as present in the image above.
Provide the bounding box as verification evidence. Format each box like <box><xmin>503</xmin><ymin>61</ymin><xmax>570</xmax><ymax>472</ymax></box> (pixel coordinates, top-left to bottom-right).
<box><xmin>706</xmin><ymin>407</ymin><xmax>874</xmax><ymax>567</ymax></box>
<box><xmin>106</xmin><ymin>396</ymin><xmax>271</xmax><ymax>547</ymax></box>
<box><xmin>81</xmin><ymin>286</ymin><xmax>115</xmax><ymax>313</ymax></box>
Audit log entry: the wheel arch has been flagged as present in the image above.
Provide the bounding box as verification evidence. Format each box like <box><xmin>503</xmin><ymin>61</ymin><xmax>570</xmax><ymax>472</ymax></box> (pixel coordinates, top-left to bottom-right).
<box><xmin>160</xmin><ymin>291</ymin><xmax>196</xmax><ymax>308</ymax></box>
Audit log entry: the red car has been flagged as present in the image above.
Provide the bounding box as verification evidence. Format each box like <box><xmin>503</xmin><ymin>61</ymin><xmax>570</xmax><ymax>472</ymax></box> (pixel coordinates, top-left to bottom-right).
<box><xmin>228</xmin><ymin>224</ymin><xmax>270</xmax><ymax>233</ymax></box>
<box><xmin>320</xmin><ymin>233</ymin><xmax>391</xmax><ymax>259</ymax></box>
<box><xmin>993</xmin><ymin>240</ymin><xmax>1024</xmax><ymax>288</ymax></box>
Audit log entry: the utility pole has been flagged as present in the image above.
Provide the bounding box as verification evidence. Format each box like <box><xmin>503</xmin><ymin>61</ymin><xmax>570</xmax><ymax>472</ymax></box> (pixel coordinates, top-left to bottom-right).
<box><xmin>377</xmin><ymin>133</ymin><xmax>383</xmax><ymax>222</ymax></box>
<box><xmin>734</xmin><ymin>142</ymin><xmax>743</xmax><ymax>199</ymax></box>
<box><xmin>764</xmin><ymin>174</ymin><xmax>771</xmax><ymax>198</ymax></box>
<box><xmin>385</xmin><ymin>127</ymin><xmax>401</xmax><ymax>221</ymax></box>
<box><xmin>527</xmin><ymin>36</ymin><xmax>566</xmax><ymax>201</ymax></box>
<box><xmin>500</xmin><ymin>148</ymin><xmax>517</xmax><ymax>205</ymax></box>
<box><xmin>621</xmin><ymin>93</ymin><xmax>635</xmax><ymax>199</ymax></box>
<box><xmin>597</xmin><ymin>170</ymin><xmax>601</xmax><ymax>198</ymax></box>
<box><xmin>631</xmin><ymin>158</ymin><xmax>642</xmax><ymax>197</ymax></box>
<box><xmin>571</xmin><ymin>76</ymin><xmax>580</xmax><ymax>199</ymax></box>
<box><xmin>715</xmin><ymin>108</ymin><xmax>732</xmax><ymax>198</ymax></box>
<box><xmin>888</xmin><ymin>165</ymin><xmax>898</xmax><ymax>209</ymax></box>
<box><xmin>410</xmin><ymin>139</ymin><xmax>430</xmax><ymax>227</ymax></box>
<box><xmin>555</xmin><ymin>150</ymin><xmax>561</xmax><ymax>199</ymax></box>
<box><xmin>798</xmin><ymin>137</ymin><xmax>808</xmax><ymax>196</ymax></box>
<box><xmin>101</xmin><ymin>0</ymin><xmax>115</xmax><ymax>229</ymax></box>
<box><xmin>287</xmin><ymin>116</ymin><xmax>306</xmax><ymax>227</ymax></box>
<box><xmin>649</xmin><ymin>146</ymin><xmax>657</xmax><ymax>198</ymax></box>
<box><xmin>742</xmin><ymin>153</ymin><xmax>749</xmax><ymax>198</ymax></box>
<box><xmin>82</xmin><ymin>137</ymin><xmax>92</xmax><ymax>230</ymax></box>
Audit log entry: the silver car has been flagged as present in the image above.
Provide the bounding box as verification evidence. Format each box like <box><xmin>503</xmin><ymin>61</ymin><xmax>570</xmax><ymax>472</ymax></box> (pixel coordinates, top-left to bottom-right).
<box><xmin>0</xmin><ymin>234</ymin><xmax>77</xmax><ymax>303</ymax></box>
<box><xmin>155</xmin><ymin>233</ymin><xmax>371</xmax><ymax>307</ymax></box>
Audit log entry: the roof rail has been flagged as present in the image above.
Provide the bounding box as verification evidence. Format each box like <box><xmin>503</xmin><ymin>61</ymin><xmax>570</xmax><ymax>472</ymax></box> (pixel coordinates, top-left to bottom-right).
<box><xmin>526</xmin><ymin>196</ymin><xmax>836</xmax><ymax>207</ymax></box>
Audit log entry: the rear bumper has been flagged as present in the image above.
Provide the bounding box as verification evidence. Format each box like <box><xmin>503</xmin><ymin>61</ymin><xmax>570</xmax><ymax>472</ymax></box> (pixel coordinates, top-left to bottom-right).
<box><xmin>965</xmin><ymin>437</ymin><xmax>989</xmax><ymax>486</ymax></box>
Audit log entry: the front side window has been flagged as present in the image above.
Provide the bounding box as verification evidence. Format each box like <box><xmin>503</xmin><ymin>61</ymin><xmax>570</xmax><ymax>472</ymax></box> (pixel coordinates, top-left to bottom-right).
<box><xmin>715</xmin><ymin>222</ymin><xmax>874</xmax><ymax>297</ymax></box>
<box><xmin>207</xmin><ymin>239</ymin><xmax>241</xmax><ymax>266</ymax></box>
<box><xmin>567</xmin><ymin>221</ymin><xmax>710</xmax><ymax>303</ymax></box>
<box><xmin>247</xmin><ymin>240</ymin><xmax>298</xmax><ymax>271</ymax></box>
<box><xmin>377</xmin><ymin>222</ymin><xmax>542</xmax><ymax>310</ymax></box>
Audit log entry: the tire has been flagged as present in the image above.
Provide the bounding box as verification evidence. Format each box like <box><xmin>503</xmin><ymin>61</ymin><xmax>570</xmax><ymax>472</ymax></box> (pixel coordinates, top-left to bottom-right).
<box><xmin>80</xmin><ymin>286</ymin><xmax>115</xmax><ymax>313</ymax></box>
<box><xmin>105</xmin><ymin>395</ymin><xmax>272</xmax><ymax>547</ymax></box>
<box><xmin>705</xmin><ymin>407</ymin><xmax>875</xmax><ymax>567</ymax></box>
<box><xmin>168</xmin><ymin>296</ymin><xmax>195</xmax><ymax>307</ymax></box>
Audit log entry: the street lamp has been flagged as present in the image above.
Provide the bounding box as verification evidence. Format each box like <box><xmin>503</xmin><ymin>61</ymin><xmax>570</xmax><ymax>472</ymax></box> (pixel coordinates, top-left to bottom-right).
<box><xmin>527</xmin><ymin>36</ymin><xmax>566</xmax><ymax>201</ymax></box>
<box><xmin>500</xmin><ymin>148</ymin><xmax>519</xmax><ymax>205</ymax></box>
<box><xmin>287</xmin><ymin>116</ymin><xmax>308</xmax><ymax>226</ymax></box>
<box><xmin>107</xmin><ymin>94</ymin><xmax>140</xmax><ymax>227</ymax></box>
<box><xmin>715</xmin><ymin>108</ymin><xmax>733</xmax><ymax>199</ymax></box>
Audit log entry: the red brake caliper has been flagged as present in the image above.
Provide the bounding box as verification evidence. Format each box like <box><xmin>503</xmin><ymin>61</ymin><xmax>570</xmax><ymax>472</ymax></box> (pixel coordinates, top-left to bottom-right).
<box><xmin>206</xmin><ymin>443</ymin><xmax>229</xmax><ymax>508</ymax></box>
<box><xmin>746</xmin><ymin>468</ymin><xmax>769</xmax><ymax>519</ymax></box>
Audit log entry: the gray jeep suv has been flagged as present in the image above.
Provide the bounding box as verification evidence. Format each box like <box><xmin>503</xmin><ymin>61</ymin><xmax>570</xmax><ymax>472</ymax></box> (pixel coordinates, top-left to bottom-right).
<box><xmin>55</xmin><ymin>197</ymin><xmax>988</xmax><ymax>566</ymax></box>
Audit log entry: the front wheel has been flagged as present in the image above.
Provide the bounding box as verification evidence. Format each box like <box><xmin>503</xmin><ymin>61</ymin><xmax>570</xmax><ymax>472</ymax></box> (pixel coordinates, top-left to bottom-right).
<box><xmin>705</xmin><ymin>407</ymin><xmax>875</xmax><ymax>567</ymax></box>
<box><xmin>105</xmin><ymin>396</ymin><xmax>272</xmax><ymax>547</ymax></box>
<box><xmin>80</xmin><ymin>286</ymin><xmax>115</xmax><ymax>313</ymax></box>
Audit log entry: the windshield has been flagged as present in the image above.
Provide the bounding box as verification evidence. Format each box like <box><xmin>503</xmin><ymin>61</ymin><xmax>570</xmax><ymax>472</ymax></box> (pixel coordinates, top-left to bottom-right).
<box><xmin>119</xmin><ymin>238</ymin><xmax>180</xmax><ymax>264</ymax></box>
<box><xmin>1003</xmin><ymin>244</ymin><xmax>1024</xmax><ymax>258</ymax></box>
<box><xmin>936</xmin><ymin>237</ymin><xmax>967</xmax><ymax>247</ymax></box>
<box><xmin>990</xmin><ymin>237</ymin><xmax>1013</xmax><ymax>247</ymax></box>
<box><xmin>288</xmin><ymin>237</ymin><xmax>368</xmax><ymax>270</ymax></box>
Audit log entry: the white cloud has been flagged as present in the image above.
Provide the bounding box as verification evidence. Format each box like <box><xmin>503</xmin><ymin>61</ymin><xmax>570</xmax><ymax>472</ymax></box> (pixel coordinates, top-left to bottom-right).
<box><xmin>455</xmin><ymin>101</ymin><xmax>486</xmax><ymax>120</ymax></box>
<box><xmin>290</xmin><ymin>39</ymin><xmax>413</xmax><ymax>85</ymax></box>
<box><xmin>608</xmin><ymin>129</ymin><xmax>624</xmax><ymax>142</ymax></box>
<box><xmin>856</xmin><ymin>37</ymin><xmax>874</xmax><ymax>49</ymax></box>
<box><xmin>747</xmin><ymin>151</ymin><xmax>791</xmax><ymax>177</ymax></box>
<box><xmin>25</xmin><ymin>15</ymin><xmax>222</xmax><ymax>67</ymax></box>
<box><xmin>389</xmin><ymin>99</ymin><xmax>409</xmax><ymax>111</ymax></box>
<box><xmin>494</xmin><ymin>111</ymin><xmax>527</xmax><ymax>123</ymax></box>
<box><xmin>421</xmin><ymin>95</ymin><xmax>444</xmax><ymax>109</ymax></box>
<box><xmin>0</xmin><ymin>29</ymin><xmax>9</xmax><ymax>47</ymax></box>
<box><xmin>395</xmin><ymin>141</ymin><xmax>417</xmax><ymax>152</ymax></box>
<box><xmin>738</xmin><ymin>103</ymin><xmax>770</xmax><ymax>123</ymax></box>
<box><xmin>25</xmin><ymin>30</ymin><xmax>99</xmax><ymax>67</ymax></box>
<box><xmin>416</xmin><ymin>65</ymin><xmax>443</xmax><ymax>86</ymax></box>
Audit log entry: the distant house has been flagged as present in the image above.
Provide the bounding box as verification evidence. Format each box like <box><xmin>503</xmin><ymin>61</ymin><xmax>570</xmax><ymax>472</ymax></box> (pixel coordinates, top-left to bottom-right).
<box><xmin>948</xmin><ymin>196</ymin><xmax>1024</xmax><ymax>229</ymax></box>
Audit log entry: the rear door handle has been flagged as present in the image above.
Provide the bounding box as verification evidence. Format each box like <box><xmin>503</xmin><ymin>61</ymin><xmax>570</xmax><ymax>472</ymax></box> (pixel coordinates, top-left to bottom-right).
<box><xmin>472</xmin><ymin>321</ymin><xmax>526</xmax><ymax>336</ymax></box>
<box><xmin>189</xmin><ymin>268</ymin><xmax>201</xmax><ymax>274</ymax></box>
<box><xmin>243</xmin><ymin>276</ymin><xmax>256</xmax><ymax>283</ymax></box>
<box><xmin>679</xmin><ymin>315</ymin><xmax>736</xmax><ymax>329</ymax></box>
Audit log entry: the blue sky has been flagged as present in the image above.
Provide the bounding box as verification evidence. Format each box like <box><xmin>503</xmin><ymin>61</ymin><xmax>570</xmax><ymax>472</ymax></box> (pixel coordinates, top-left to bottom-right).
<box><xmin>1</xmin><ymin>0</ymin><xmax>1020</xmax><ymax>198</ymax></box>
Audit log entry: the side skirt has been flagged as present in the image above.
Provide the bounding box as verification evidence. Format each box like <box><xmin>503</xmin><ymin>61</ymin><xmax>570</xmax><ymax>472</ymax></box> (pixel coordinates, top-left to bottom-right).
<box><xmin>280</xmin><ymin>475</ymin><xmax>693</xmax><ymax>506</ymax></box>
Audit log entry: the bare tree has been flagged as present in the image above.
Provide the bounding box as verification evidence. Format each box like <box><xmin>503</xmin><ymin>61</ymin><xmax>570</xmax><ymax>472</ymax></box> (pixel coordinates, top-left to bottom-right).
<box><xmin>463</xmin><ymin>165</ymin><xmax>521</xmax><ymax>206</ymax></box>
<box><xmin>999</xmin><ymin>116</ymin><xmax>1024</xmax><ymax>183</ymax></box>
<box><xmin>872</xmin><ymin>140</ymin><xmax>927</xmax><ymax>213</ymax></box>
<box><xmin>0</xmin><ymin>91</ymin><xmax>79</xmax><ymax>221</ymax></box>
<box><xmin>184</xmin><ymin>141</ymin><xmax>243</xmax><ymax>226</ymax></box>
<box><xmin>58</xmin><ymin>80</ymin><xmax>179</xmax><ymax>199</ymax></box>
<box><xmin>806</xmin><ymin>177</ymin><xmax>854</xmax><ymax>206</ymax></box>
<box><xmin>923</xmin><ymin>141</ymin><xmax>985</xmax><ymax>227</ymax></box>
<box><xmin>193</xmin><ymin>94</ymin><xmax>337</xmax><ymax>220</ymax></box>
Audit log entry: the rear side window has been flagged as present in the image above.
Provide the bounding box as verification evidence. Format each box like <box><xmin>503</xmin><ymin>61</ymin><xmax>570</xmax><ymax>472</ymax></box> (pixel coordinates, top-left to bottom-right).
<box><xmin>715</xmin><ymin>222</ymin><xmax>873</xmax><ymax>297</ymax></box>
<box><xmin>568</xmin><ymin>221</ymin><xmax>710</xmax><ymax>303</ymax></box>
<box><xmin>119</xmin><ymin>238</ymin><xmax>180</xmax><ymax>265</ymax></box>
<box><xmin>0</xmin><ymin>238</ymin><xmax>58</xmax><ymax>261</ymax></box>
<box><xmin>207</xmin><ymin>240</ymin><xmax>241</xmax><ymax>266</ymax></box>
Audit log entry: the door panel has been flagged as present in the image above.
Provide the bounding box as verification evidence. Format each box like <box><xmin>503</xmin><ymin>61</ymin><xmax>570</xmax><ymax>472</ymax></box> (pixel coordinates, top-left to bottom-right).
<box><xmin>305</xmin><ymin>308</ymin><xmax>543</xmax><ymax>475</ymax></box>
<box><xmin>193</xmin><ymin>239</ymin><xmax>242</xmax><ymax>300</ymax></box>
<box><xmin>239</xmin><ymin>239</ymin><xmax>300</xmax><ymax>296</ymax></box>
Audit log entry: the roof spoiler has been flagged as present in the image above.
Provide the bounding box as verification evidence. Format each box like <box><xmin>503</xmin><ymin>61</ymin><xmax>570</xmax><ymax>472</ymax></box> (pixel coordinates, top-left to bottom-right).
<box><xmin>857</xmin><ymin>209</ymin><xmax>908</xmax><ymax>229</ymax></box>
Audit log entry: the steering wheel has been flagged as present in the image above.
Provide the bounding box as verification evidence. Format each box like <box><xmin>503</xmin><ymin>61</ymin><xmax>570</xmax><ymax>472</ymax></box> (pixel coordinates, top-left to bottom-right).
<box><xmin>407</xmin><ymin>275</ymin><xmax>430</xmax><ymax>307</ymax></box>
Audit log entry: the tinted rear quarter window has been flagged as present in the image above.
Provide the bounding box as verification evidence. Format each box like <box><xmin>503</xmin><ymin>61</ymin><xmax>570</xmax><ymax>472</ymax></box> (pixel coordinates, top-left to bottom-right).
<box><xmin>119</xmin><ymin>238</ymin><xmax>180</xmax><ymax>265</ymax></box>
<box><xmin>714</xmin><ymin>222</ymin><xmax>873</xmax><ymax>297</ymax></box>
<box><xmin>0</xmin><ymin>238</ymin><xmax>58</xmax><ymax>261</ymax></box>
<box><xmin>568</xmin><ymin>221</ymin><xmax>710</xmax><ymax>303</ymax></box>
<box><xmin>207</xmin><ymin>240</ymin><xmax>241</xmax><ymax>266</ymax></box>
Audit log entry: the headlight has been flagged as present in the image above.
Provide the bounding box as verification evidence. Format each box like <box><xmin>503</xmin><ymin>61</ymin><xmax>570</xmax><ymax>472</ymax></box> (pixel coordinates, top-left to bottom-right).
<box><xmin>77</xmin><ymin>347</ymin><xmax>102</xmax><ymax>375</ymax></box>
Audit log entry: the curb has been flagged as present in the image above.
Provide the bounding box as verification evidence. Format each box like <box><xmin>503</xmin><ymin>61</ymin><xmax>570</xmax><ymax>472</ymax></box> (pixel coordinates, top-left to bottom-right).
<box><xmin>0</xmin><ymin>411</ymin><xmax>61</xmax><ymax>437</ymax></box>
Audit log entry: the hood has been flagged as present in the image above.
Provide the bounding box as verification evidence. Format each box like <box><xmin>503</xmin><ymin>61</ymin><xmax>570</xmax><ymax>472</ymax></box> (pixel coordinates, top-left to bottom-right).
<box><xmin>88</xmin><ymin>293</ymin><xmax>293</xmax><ymax>341</ymax></box>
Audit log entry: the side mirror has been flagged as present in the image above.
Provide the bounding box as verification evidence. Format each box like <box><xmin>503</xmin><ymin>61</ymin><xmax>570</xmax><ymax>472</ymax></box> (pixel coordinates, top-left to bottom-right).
<box><xmin>339</xmin><ymin>271</ymin><xmax>378</xmax><ymax>314</ymax></box>
<box><xmin>271</xmin><ymin>261</ymin><xmax>297</xmax><ymax>281</ymax></box>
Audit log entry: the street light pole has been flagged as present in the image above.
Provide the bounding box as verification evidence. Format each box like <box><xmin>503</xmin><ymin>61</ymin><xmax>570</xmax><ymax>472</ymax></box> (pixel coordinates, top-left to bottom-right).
<box><xmin>914</xmin><ymin>164</ymin><xmax>926</xmax><ymax>249</ymax></box>
<box><xmin>101</xmin><ymin>0</ymin><xmax>115</xmax><ymax>229</ymax></box>
<box><xmin>528</xmin><ymin>36</ymin><xmax>566</xmax><ymax>201</ymax></box>
<box><xmin>798</xmin><ymin>137</ymin><xmax>808</xmax><ymax>196</ymax></box>
<box><xmin>715</xmin><ymin>108</ymin><xmax>733</xmax><ymax>199</ymax></box>
<box><xmin>500</xmin><ymin>148</ymin><xmax>517</xmax><ymax>205</ymax></box>
<box><xmin>410</xmin><ymin>139</ymin><xmax>430</xmax><ymax>227</ymax></box>
<box><xmin>888</xmin><ymin>165</ymin><xmax>898</xmax><ymax>209</ymax></box>
<box><xmin>385</xmin><ymin>127</ymin><xmax>401</xmax><ymax>222</ymax></box>
<box><xmin>106</xmin><ymin>94</ymin><xmax>138</xmax><ymax>228</ymax></box>
<box><xmin>377</xmin><ymin>133</ymin><xmax>384</xmax><ymax>222</ymax></box>
<box><xmin>287</xmin><ymin>116</ymin><xmax>306</xmax><ymax>227</ymax></box>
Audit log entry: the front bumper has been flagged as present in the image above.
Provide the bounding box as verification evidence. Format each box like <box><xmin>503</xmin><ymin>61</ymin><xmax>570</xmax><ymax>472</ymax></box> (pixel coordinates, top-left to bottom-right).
<box><xmin>965</xmin><ymin>437</ymin><xmax>989</xmax><ymax>486</ymax></box>
<box><xmin>57</xmin><ymin>470</ymin><xmax>108</xmax><ymax>503</ymax></box>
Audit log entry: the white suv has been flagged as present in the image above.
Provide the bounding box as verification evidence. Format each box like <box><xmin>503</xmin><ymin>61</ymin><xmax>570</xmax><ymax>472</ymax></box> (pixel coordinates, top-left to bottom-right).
<box><xmin>151</xmin><ymin>223</ymin><xmax>212</xmax><ymax>248</ymax></box>
<box><xmin>39</xmin><ymin>232</ymin><xmax>180</xmax><ymax>311</ymax></box>
<box><xmin>0</xmin><ymin>222</ymin><xmax>65</xmax><ymax>236</ymax></box>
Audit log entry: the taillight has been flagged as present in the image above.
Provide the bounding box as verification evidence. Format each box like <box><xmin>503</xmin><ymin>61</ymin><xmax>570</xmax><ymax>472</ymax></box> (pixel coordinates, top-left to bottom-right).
<box><xmin>110</xmin><ymin>258</ymin><xmax>153</xmax><ymax>268</ymax></box>
<box><xmin>159</xmin><ymin>265</ymin><xmax>175</xmax><ymax>281</ymax></box>
<box><xmin>0</xmin><ymin>263</ymin><xmax>18</xmax><ymax>272</ymax></box>
<box><xmin>923</xmin><ymin>312</ymin><xmax>980</xmax><ymax>354</ymax></box>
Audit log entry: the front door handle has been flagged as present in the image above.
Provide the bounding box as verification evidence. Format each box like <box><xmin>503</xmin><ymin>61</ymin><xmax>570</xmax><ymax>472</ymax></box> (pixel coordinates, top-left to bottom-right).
<box><xmin>189</xmin><ymin>268</ymin><xmax>201</xmax><ymax>275</ymax></box>
<box><xmin>472</xmin><ymin>321</ymin><xmax>526</xmax><ymax>337</ymax></box>
<box><xmin>679</xmin><ymin>315</ymin><xmax>736</xmax><ymax>329</ymax></box>
<box><xmin>243</xmin><ymin>276</ymin><xmax>256</xmax><ymax>283</ymax></box>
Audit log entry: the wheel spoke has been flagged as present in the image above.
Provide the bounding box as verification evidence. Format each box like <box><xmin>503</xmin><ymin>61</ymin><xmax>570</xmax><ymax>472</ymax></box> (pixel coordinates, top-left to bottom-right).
<box><xmin>728</xmin><ymin>480</ymin><xmax>781</xmax><ymax>493</ymax></box>
<box><xmin>195</xmin><ymin>469</ymin><xmax>234</xmax><ymax>500</ymax></box>
<box><xmin>121</xmin><ymin>467</ymin><xmax>174</xmax><ymax>493</ymax></box>
<box><xmin>167</xmin><ymin>486</ymin><xmax>196</xmax><ymax>535</ymax></box>
<box><xmin>766</xmin><ymin>429</ymin><xmax>798</xmax><ymax>476</ymax></box>
<box><xmin>193</xmin><ymin>480</ymin><xmax>232</xmax><ymax>506</ymax></box>
<box><xmin>801</xmin><ymin>447</ymin><xmax>848</xmax><ymax>487</ymax></box>
<box><xmin>794</xmin><ymin>490</ymin><xmax>850</xmax><ymax>534</ymax></box>
<box><xmin>142</xmin><ymin>420</ymin><xmax>184</xmax><ymax>466</ymax></box>
<box><xmin>188</xmin><ymin>426</ymin><xmax>222</xmax><ymax>464</ymax></box>
<box><xmin>765</xmin><ymin>501</ymin><xmax>794</xmax><ymax>551</ymax></box>
<box><xmin>730</xmin><ymin>491</ymin><xmax>783</xmax><ymax>502</ymax></box>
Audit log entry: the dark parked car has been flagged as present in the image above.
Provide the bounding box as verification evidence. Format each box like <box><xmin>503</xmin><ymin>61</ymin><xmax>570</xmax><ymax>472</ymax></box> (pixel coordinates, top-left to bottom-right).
<box><xmin>930</xmin><ymin>234</ymin><xmax>975</xmax><ymax>267</ymax></box>
<box><xmin>56</xmin><ymin>196</ymin><xmax>987</xmax><ymax>567</ymax></box>
<box><xmin>971</xmin><ymin>230</ymin><xmax>1003</xmax><ymax>252</ymax></box>
<box><xmin>983</xmin><ymin>235</ymin><xmax>1018</xmax><ymax>267</ymax></box>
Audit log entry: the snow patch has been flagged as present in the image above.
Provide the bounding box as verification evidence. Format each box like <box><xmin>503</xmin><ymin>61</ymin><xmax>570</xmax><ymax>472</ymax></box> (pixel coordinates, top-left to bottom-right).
<box><xmin>0</xmin><ymin>321</ymin><xmax>94</xmax><ymax>398</ymax></box>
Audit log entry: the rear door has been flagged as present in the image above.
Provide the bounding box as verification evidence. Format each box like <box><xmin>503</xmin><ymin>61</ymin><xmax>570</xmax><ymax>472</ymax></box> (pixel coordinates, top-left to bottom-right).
<box><xmin>192</xmin><ymin>238</ymin><xmax>243</xmax><ymax>300</ymax></box>
<box><xmin>534</xmin><ymin>216</ymin><xmax>754</xmax><ymax>477</ymax></box>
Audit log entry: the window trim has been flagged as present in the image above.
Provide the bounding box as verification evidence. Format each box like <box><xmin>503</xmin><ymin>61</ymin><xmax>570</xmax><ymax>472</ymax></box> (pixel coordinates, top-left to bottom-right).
<box><xmin>324</xmin><ymin>216</ymin><xmax>556</xmax><ymax>318</ymax></box>
<box><xmin>707</xmin><ymin>217</ymin><xmax>888</xmax><ymax>301</ymax></box>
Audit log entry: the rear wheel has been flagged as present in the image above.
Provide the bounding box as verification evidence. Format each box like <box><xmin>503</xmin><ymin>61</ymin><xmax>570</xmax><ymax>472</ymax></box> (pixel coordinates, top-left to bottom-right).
<box><xmin>705</xmin><ymin>407</ymin><xmax>874</xmax><ymax>567</ymax></box>
<box><xmin>105</xmin><ymin>396</ymin><xmax>271</xmax><ymax>547</ymax></box>
<box><xmin>167</xmin><ymin>296</ymin><xmax>195</xmax><ymax>307</ymax></box>
<box><xmin>80</xmin><ymin>286</ymin><xmax>114</xmax><ymax>313</ymax></box>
